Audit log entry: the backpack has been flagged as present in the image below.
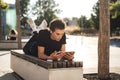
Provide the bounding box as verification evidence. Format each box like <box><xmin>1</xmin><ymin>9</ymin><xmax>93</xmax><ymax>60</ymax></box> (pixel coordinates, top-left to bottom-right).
<box><xmin>23</xmin><ymin>32</ymin><xmax>38</xmax><ymax>57</ymax></box>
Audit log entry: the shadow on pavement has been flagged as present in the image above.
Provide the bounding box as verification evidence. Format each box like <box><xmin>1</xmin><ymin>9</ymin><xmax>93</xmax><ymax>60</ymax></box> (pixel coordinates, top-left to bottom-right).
<box><xmin>0</xmin><ymin>72</ymin><xmax>23</xmax><ymax>80</ymax></box>
<box><xmin>84</xmin><ymin>73</ymin><xmax>120</xmax><ymax>80</ymax></box>
<box><xmin>110</xmin><ymin>38</ymin><xmax>120</xmax><ymax>47</ymax></box>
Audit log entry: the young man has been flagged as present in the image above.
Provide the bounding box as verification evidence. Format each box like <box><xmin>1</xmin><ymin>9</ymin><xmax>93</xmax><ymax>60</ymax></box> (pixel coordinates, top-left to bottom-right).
<box><xmin>23</xmin><ymin>18</ymin><xmax>74</xmax><ymax>61</ymax></box>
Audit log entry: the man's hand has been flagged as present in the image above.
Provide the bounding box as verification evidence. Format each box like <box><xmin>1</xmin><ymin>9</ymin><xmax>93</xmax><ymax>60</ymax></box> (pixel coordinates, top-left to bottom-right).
<box><xmin>64</xmin><ymin>51</ymin><xmax>75</xmax><ymax>61</ymax></box>
<box><xmin>49</xmin><ymin>51</ymin><xmax>75</xmax><ymax>61</ymax></box>
<box><xmin>50</xmin><ymin>51</ymin><xmax>65</xmax><ymax>60</ymax></box>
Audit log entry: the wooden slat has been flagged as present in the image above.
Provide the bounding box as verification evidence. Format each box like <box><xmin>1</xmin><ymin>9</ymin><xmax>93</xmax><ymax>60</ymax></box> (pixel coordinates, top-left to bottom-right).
<box><xmin>66</xmin><ymin>61</ymin><xmax>72</xmax><ymax>67</ymax></box>
<box><xmin>57</xmin><ymin>62</ymin><xmax>63</xmax><ymax>68</ymax></box>
<box><xmin>62</xmin><ymin>62</ymin><xmax>67</xmax><ymax>68</ymax></box>
<box><xmin>53</xmin><ymin>62</ymin><xmax>58</xmax><ymax>68</ymax></box>
<box><xmin>71</xmin><ymin>61</ymin><xmax>76</xmax><ymax>67</ymax></box>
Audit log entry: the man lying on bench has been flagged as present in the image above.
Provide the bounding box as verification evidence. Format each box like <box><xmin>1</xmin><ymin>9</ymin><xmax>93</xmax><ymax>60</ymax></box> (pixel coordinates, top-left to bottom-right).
<box><xmin>23</xmin><ymin>18</ymin><xmax>74</xmax><ymax>61</ymax></box>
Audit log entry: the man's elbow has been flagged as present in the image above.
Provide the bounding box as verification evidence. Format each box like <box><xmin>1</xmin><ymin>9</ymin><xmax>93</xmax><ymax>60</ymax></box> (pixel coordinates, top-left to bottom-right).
<box><xmin>38</xmin><ymin>54</ymin><xmax>46</xmax><ymax>60</ymax></box>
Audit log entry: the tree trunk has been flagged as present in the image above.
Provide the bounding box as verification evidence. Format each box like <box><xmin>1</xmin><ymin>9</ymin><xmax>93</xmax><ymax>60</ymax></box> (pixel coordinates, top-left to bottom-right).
<box><xmin>98</xmin><ymin>0</ymin><xmax>110</xmax><ymax>79</ymax></box>
<box><xmin>0</xmin><ymin>9</ymin><xmax>2</xmax><ymax>40</ymax></box>
<box><xmin>16</xmin><ymin>0</ymin><xmax>22</xmax><ymax>48</ymax></box>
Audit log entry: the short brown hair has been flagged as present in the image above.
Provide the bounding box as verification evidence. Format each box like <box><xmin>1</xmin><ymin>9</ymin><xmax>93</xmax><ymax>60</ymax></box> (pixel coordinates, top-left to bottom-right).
<box><xmin>49</xmin><ymin>19</ymin><xmax>66</xmax><ymax>32</ymax></box>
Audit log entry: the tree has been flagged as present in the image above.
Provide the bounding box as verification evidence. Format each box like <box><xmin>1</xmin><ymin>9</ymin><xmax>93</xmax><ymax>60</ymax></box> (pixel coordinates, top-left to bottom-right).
<box><xmin>110</xmin><ymin>0</ymin><xmax>120</xmax><ymax>35</ymax></box>
<box><xmin>78</xmin><ymin>15</ymin><xmax>90</xmax><ymax>28</ymax></box>
<box><xmin>16</xmin><ymin>0</ymin><xmax>22</xmax><ymax>48</ymax></box>
<box><xmin>32</xmin><ymin>0</ymin><xmax>61</xmax><ymax>25</ymax></box>
<box><xmin>90</xmin><ymin>1</ymin><xmax>99</xmax><ymax>30</ymax></box>
<box><xmin>98</xmin><ymin>0</ymin><xmax>110</xmax><ymax>79</ymax></box>
<box><xmin>90</xmin><ymin>0</ymin><xmax>120</xmax><ymax>36</ymax></box>
<box><xmin>110</xmin><ymin>0</ymin><xmax>120</xmax><ymax>19</ymax></box>
<box><xmin>111</xmin><ymin>0</ymin><xmax>117</xmax><ymax>2</ymax></box>
<box><xmin>20</xmin><ymin>0</ymin><xmax>30</xmax><ymax>26</ymax></box>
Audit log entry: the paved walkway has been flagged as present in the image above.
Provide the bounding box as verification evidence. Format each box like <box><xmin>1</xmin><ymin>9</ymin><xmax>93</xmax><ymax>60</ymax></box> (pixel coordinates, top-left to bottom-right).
<box><xmin>66</xmin><ymin>35</ymin><xmax>120</xmax><ymax>74</ymax></box>
<box><xmin>0</xmin><ymin>35</ymin><xmax>120</xmax><ymax>79</ymax></box>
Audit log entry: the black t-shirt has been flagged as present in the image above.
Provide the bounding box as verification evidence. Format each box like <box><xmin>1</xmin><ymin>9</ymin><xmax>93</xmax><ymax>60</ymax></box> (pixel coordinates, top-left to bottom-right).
<box><xmin>37</xmin><ymin>29</ymin><xmax>66</xmax><ymax>56</ymax></box>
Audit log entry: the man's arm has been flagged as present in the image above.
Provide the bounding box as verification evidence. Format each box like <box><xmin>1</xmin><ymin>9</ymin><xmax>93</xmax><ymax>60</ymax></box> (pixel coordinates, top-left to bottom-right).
<box><xmin>38</xmin><ymin>46</ymin><xmax>61</xmax><ymax>60</ymax></box>
<box><xmin>60</xmin><ymin>44</ymin><xmax>66</xmax><ymax>52</ymax></box>
<box><xmin>38</xmin><ymin>46</ymin><xmax>52</xmax><ymax>60</ymax></box>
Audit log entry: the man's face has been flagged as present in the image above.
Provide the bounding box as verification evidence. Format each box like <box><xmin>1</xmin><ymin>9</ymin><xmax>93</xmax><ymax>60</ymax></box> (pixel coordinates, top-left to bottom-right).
<box><xmin>50</xmin><ymin>28</ymin><xmax>65</xmax><ymax>41</ymax></box>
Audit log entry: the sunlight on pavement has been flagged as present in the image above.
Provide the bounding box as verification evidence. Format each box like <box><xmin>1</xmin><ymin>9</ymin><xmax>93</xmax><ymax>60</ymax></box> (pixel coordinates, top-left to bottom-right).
<box><xmin>66</xmin><ymin>35</ymin><xmax>120</xmax><ymax>73</ymax></box>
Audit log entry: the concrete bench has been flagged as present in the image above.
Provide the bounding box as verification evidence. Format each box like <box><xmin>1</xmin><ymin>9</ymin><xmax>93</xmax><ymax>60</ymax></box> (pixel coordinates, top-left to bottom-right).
<box><xmin>11</xmin><ymin>50</ymin><xmax>83</xmax><ymax>80</ymax></box>
<box><xmin>0</xmin><ymin>40</ymin><xmax>27</xmax><ymax>50</ymax></box>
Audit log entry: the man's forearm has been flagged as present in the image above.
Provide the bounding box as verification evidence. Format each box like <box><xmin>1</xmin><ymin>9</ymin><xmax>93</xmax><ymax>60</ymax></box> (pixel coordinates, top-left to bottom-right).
<box><xmin>38</xmin><ymin>54</ymin><xmax>52</xmax><ymax>60</ymax></box>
